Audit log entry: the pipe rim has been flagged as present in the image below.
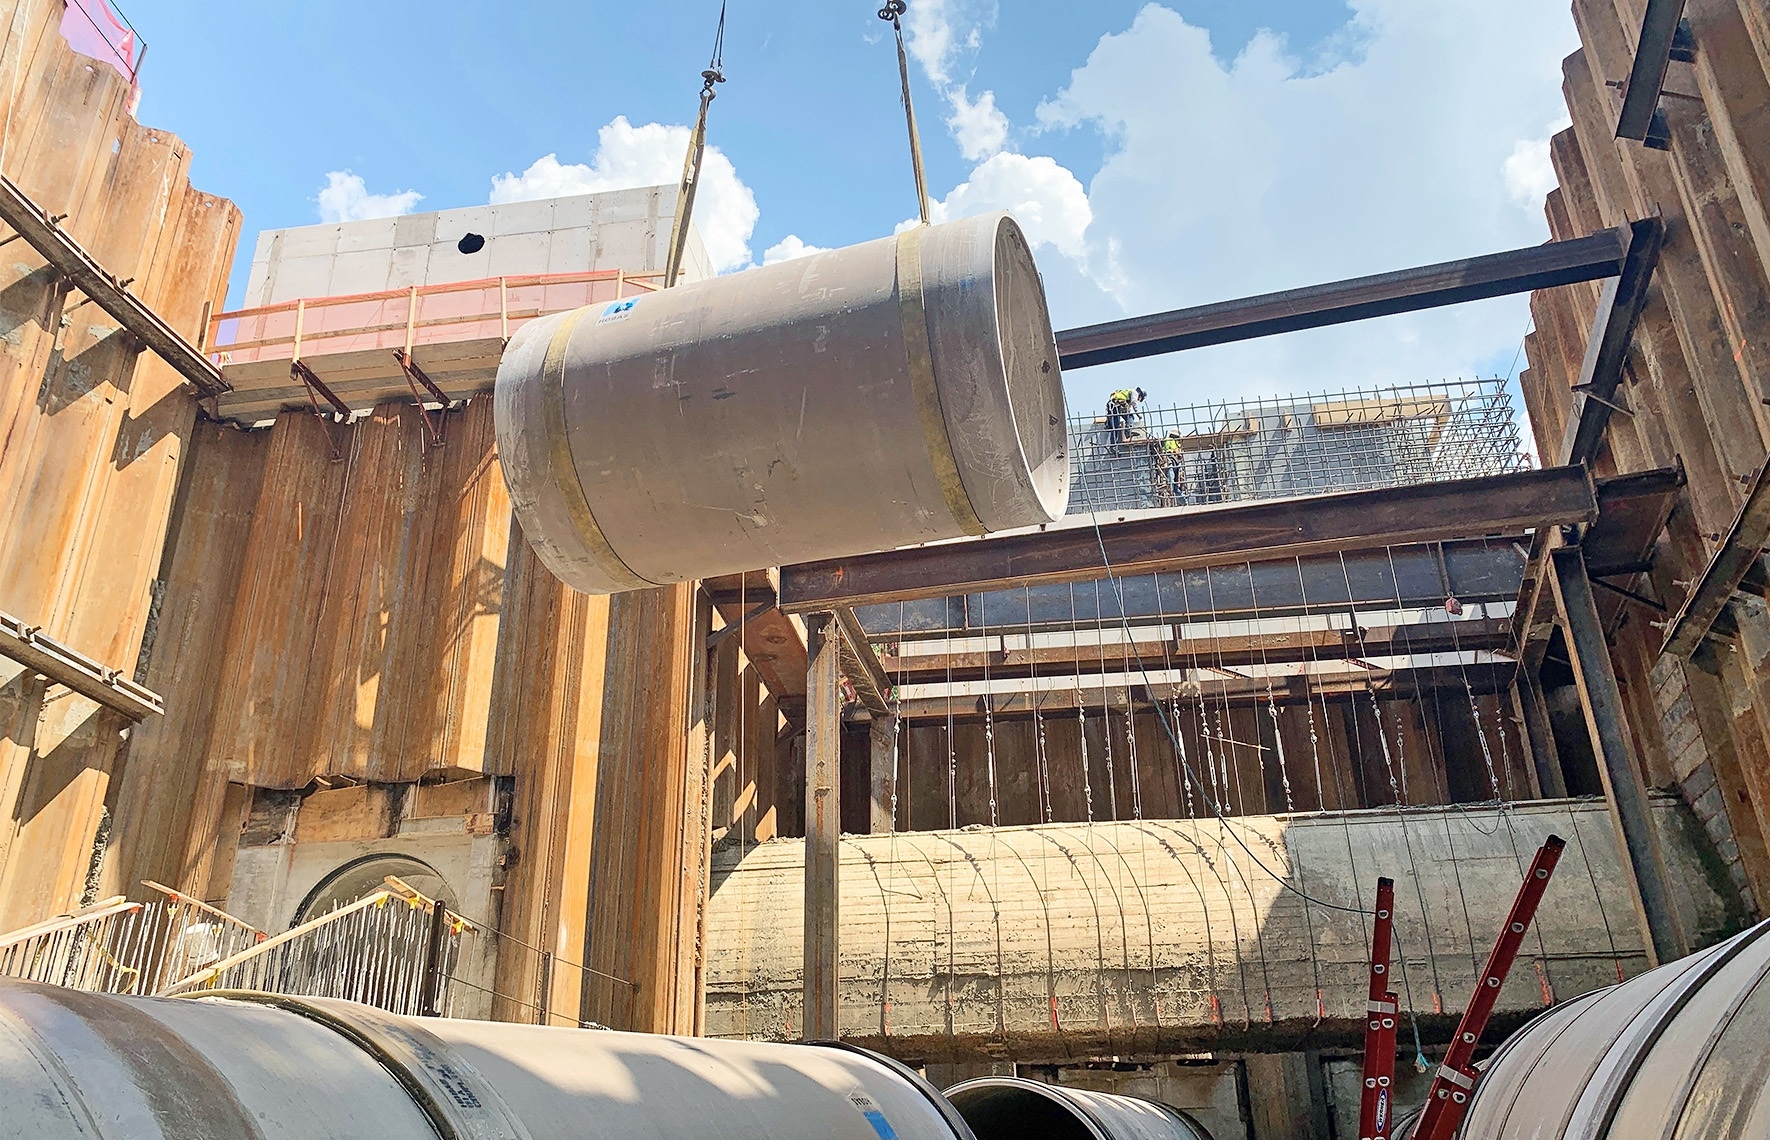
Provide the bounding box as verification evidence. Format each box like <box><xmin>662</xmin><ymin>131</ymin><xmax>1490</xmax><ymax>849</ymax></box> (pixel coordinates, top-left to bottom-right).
<box><xmin>806</xmin><ymin>1039</ymin><xmax>980</xmax><ymax>1140</ymax></box>
<box><xmin>981</xmin><ymin>212</ymin><xmax>1069</xmax><ymax>524</ymax></box>
<box><xmin>944</xmin><ymin>1073</ymin><xmax>1207</xmax><ymax>1140</ymax></box>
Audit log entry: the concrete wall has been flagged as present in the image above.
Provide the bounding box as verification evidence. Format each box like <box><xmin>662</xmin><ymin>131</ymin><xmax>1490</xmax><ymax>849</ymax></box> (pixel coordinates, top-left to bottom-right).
<box><xmin>240</xmin><ymin>185</ymin><xmax>713</xmax><ymax>306</ymax></box>
<box><xmin>703</xmin><ymin>797</ymin><xmax>1740</xmax><ymax>1060</ymax></box>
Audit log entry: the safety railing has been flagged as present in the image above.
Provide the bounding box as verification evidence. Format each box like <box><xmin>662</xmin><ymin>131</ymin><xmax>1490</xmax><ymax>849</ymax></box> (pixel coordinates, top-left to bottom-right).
<box><xmin>203</xmin><ymin>268</ymin><xmax>666</xmax><ymax>366</ymax></box>
<box><xmin>0</xmin><ymin>882</ymin><xmax>263</xmax><ymax>995</ymax></box>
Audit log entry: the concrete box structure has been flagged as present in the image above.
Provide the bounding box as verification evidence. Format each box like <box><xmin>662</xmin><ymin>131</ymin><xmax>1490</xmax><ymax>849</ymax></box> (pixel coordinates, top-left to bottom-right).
<box><xmin>242</xmin><ymin>185</ymin><xmax>712</xmax><ymax>305</ymax></box>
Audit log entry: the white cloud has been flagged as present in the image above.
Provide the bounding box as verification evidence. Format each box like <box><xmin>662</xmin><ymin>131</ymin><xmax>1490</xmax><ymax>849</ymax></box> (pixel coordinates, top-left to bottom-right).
<box><xmin>1503</xmin><ymin>120</ymin><xmax>1569</xmax><ymax>206</ymax></box>
<box><xmin>491</xmin><ymin>116</ymin><xmax>760</xmax><ymax>273</ymax></box>
<box><xmin>926</xmin><ymin>152</ymin><xmax>1092</xmax><ymax>260</ymax></box>
<box><xmin>762</xmin><ymin>235</ymin><xmax>831</xmax><ymax>265</ymax></box>
<box><xmin>901</xmin><ymin>0</ymin><xmax>996</xmax><ymax>87</ymax></box>
<box><xmin>1014</xmin><ymin>1</ymin><xmax>1578</xmax><ymax>412</ymax></box>
<box><xmin>946</xmin><ymin>86</ymin><xmax>1010</xmax><ymax>161</ymax></box>
<box><xmin>316</xmin><ymin>171</ymin><xmax>423</xmax><ymax>223</ymax></box>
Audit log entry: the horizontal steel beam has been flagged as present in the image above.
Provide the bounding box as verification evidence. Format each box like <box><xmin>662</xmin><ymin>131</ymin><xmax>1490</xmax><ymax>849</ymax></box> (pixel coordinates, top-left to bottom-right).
<box><xmin>0</xmin><ymin>175</ymin><xmax>227</xmax><ymax>399</ymax></box>
<box><xmin>1055</xmin><ymin>229</ymin><xmax>1630</xmax><ymax>369</ymax></box>
<box><xmin>0</xmin><ymin>610</ymin><xmax>162</xmax><ymax>721</ymax></box>
<box><xmin>779</xmin><ymin>466</ymin><xmax>1597</xmax><ymax>613</ymax></box>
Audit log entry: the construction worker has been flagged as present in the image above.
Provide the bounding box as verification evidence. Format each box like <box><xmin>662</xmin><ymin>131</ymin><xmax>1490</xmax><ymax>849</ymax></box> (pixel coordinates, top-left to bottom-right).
<box><xmin>1106</xmin><ymin>387</ymin><xmax>1146</xmax><ymax>445</ymax></box>
<box><xmin>1160</xmin><ymin>430</ymin><xmax>1186</xmax><ymax>504</ymax></box>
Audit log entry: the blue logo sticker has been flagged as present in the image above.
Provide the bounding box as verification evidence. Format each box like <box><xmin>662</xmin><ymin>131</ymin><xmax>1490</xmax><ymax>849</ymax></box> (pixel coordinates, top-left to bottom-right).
<box><xmin>597</xmin><ymin>298</ymin><xmax>639</xmax><ymax>323</ymax></box>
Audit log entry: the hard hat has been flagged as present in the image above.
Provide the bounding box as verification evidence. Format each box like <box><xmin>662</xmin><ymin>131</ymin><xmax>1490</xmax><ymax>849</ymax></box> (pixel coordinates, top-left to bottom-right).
<box><xmin>1135</xmin><ymin>387</ymin><xmax>1147</xmax><ymax>400</ymax></box>
<box><xmin>1167</xmin><ymin>430</ymin><xmax>1180</xmax><ymax>439</ymax></box>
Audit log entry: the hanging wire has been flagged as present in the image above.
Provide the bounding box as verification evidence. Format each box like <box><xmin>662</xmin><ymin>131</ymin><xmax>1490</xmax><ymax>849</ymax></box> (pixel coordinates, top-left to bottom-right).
<box><xmin>877</xmin><ymin>0</ymin><xmax>932</xmax><ymax>225</ymax></box>
<box><xmin>664</xmin><ymin>2</ymin><xmax>728</xmax><ymax>287</ymax></box>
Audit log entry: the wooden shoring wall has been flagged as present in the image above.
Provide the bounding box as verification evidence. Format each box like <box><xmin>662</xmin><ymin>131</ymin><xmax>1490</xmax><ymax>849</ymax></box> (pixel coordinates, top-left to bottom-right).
<box><xmin>0</xmin><ymin>0</ymin><xmax>240</xmax><ymax>928</ymax></box>
<box><xmin>1521</xmin><ymin>0</ymin><xmax>1770</xmax><ymax>911</ymax></box>
<box><xmin>882</xmin><ymin>689</ymin><xmax>1530</xmax><ymax>833</ymax></box>
<box><xmin>96</xmin><ymin>395</ymin><xmax>714</xmax><ymax>1033</ymax></box>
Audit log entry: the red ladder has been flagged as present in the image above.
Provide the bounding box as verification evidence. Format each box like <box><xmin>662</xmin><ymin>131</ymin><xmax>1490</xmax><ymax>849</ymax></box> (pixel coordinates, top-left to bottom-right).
<box><xmin>1357</xmin><ymin>877</ymin><xmax>1397</xmax><ymax>1140</ymax></box>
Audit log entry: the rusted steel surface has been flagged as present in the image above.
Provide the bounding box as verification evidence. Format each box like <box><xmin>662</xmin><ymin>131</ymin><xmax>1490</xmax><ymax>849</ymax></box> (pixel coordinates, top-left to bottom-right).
<box><xmin>0</xmin><ymin>0</ymin><xmax>239</xmax><ymax>929</ymax></box>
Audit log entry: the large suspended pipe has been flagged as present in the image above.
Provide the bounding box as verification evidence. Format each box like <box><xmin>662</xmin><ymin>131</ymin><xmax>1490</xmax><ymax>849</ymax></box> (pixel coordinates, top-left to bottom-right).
<box><xmin>944</xmin><ymin>1076</ymin><xmax>1214</xmax><ymax>1140</ymax></box>
<box><xmin>495</xmin><ymin>210</ymin><xmax>1069</xmax><ymax>595</ymax></box>
<box><xmin>1450</xmin><ymin>916</ymin><xmax>1770</xmax><ymax>1139</ymax></box>
<box><xmin>0</xmin><ymin>980</ymin><xmax>975</xmax><ymax>1140</ymax></box>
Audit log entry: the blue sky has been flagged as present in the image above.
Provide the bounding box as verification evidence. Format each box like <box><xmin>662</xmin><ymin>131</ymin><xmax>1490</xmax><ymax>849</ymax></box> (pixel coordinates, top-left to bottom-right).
<box><xmin>123</xmin><ymin>0</ymin><xmax>1578</xmax><ymax>436</ymax></box>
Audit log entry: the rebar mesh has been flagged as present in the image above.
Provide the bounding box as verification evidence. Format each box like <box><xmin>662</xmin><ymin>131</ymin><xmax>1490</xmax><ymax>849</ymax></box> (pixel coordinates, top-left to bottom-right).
<box><xmin>1067</xmin><ymin>378</ymin><xmax>1528</xmax><ymax>514</ymax></box>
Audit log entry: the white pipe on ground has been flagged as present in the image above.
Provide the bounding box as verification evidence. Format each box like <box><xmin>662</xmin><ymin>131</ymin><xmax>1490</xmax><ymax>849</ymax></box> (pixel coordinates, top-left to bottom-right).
<box><xmin>0</xmin><ymin>980</ymin><xmax>975</xmax><ymax>1140</ymax></box>
<box><xmin>944</xmin><ymin>1076</ymin><xmax>1214</xmax><ymax>1140</ymax></box>
<box><xmin>1452</xmin><ymin>917</ymin><xmax>1770</xmax><ymax>1139</ymax></box>
<box><xmin>495</xmin><ymin>211</ymin><xmax>1068</xmax><ymax>594</ymax></box>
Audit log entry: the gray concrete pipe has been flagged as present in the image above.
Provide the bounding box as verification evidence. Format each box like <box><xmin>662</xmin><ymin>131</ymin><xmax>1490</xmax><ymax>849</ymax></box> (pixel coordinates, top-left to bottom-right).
<box><xmin>1453</xmin><ymin>916</ymin><xmax>1770</xmax><ymax>1139</ymax></box>
<box><xmin>943</xmin><ymin>1076</ymin><xmax>1214</xmax><ymax>1140</ymax></box>
<box><xmin>495</xmin><ymin>211</ymin><xmax>1069</xmax><ymax>594</ymax></box>
<box><xmin>0</xmin><ymin>980</ymin><xmax>975</xmax><ymax>1140</ymax></box>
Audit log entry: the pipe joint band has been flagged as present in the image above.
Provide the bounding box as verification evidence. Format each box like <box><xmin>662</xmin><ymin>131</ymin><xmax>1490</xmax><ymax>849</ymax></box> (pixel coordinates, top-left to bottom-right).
<box><xmin>897</xmin><ymin>225</ymin><xmax>987</xmax><ymax>538</ymax></box>
<box><xmin>539</xmin><ymin>309</ymin><xmax>655</xmax><ymax>591</ymax></box>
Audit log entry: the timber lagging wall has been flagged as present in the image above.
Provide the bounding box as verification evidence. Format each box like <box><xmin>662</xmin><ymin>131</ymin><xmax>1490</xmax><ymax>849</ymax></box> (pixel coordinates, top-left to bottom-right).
<box><xmin>1521</xmin><ymin>0</ymin><xmax>1770</xmax><ymax>911</ymax></box>
<box><xmin>0</xmin><ymin>0</ymin><xmax>239</xmax><ymax>929</ymax></box>
<box><xmin>0</xmin><ymin>4</ymin><xmax>713</xmax><ymax>1034</ymax></box>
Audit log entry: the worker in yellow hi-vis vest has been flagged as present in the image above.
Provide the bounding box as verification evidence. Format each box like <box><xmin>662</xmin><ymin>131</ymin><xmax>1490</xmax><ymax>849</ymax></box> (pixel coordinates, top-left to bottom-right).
<box><xmin>1105</xmin><ymin>386</ymin><xmax>1146</xmax><ymax>445</ymax></box>
<box><xmin>1159</xmin><ymin>430</ymin><xmax>1186</xmax><ymax>505</ymax></box>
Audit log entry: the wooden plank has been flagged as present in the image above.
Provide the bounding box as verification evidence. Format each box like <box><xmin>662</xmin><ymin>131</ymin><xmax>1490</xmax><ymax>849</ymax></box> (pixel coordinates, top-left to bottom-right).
<box><xmin>780</xmin><ymin>467</ymin><xmax>1597</xmax><ymax>613</ymax></box>
<box><xmin>0</xmin><ymin>174</ymin><xmax>225</xmax><ymax>397</ymax></box>
<box><xmin>0</xmin><ymin>609</ymin><xmax>160</xmax><ymax>720</ymax></box>
<box><xmin>1547</xmin><ymin>543</ymin><xmax>1688</xmax><ymax>965</ymax></box>
<box><xmin>1055</xmin><ymin>230</ymin><xmax>1629</xmax><ymax>369</ymax></box>
<box><xmin>802</xmin><ymin>612</ymin><xmax>841</xmax><ymax>1040</ymax></box>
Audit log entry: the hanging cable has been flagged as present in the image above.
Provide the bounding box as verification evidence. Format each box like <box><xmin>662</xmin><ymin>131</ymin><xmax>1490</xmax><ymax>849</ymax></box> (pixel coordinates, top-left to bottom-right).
<box><xmin>664</xmin><ymin>2</ymin><xmax>727</xmax><ymax>287</ymax></box>
<box><xmin>878</xmin><ymin>0</ymin><xmax>932</xmax><ymax>225</ymax></box>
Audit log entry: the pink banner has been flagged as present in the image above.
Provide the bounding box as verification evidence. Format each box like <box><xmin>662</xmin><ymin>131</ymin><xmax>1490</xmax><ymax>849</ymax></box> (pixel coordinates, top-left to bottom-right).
<box><xmin>59</xmin><ymin>0</ymin><xmax>141</xmax><ymax>112</ymax></box>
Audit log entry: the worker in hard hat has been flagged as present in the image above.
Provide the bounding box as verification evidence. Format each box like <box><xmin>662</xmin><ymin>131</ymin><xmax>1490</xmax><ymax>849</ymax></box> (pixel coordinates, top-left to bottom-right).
<box><xmin>1160</xmin><ymin>430</ymin><xmax>1186</xmax><ymax>505</ymax></box>
<box><xmin>1106</xmin><ymin>387</ymin><xmax>1147</xmax><ymax>446</ymax></box>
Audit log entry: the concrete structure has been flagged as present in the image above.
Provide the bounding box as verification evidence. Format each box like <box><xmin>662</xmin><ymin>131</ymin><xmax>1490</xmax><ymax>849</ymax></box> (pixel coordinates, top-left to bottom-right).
<box><xmin>241</xmin><ymin>186</ymin><xmax>711</xmax><ymax>305</ymax></box>
<box><xmin>496</xmin><ymin>211</ymin><xmax>1069</xmax><ymax>594</ymax></box>
<box><xmin>702</xmin><ymin>799</ymin><xmax>1732</xmax><ymax>1058</ymax></box>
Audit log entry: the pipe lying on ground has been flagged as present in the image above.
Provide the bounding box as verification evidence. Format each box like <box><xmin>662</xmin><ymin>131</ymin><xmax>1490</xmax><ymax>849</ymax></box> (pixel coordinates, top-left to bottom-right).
<box><xmin>495</xmin><ymin>210</ymin><xmax>1069</xmax><ymax>594</ymax></box>
<box><xmin>944</xmin><ymin>1075</ymin><xmax>1214</xmax><ymax>1140</ymax></box>
<box><xmin>1454</xmin><ymin>916</ymin><xmax>1770</xmax><ymax>1139</ymax></box>
<box><xmin>0</xmin><ymin>980</ymin><xmax>975</xmax><ymax>1140</ymax></box>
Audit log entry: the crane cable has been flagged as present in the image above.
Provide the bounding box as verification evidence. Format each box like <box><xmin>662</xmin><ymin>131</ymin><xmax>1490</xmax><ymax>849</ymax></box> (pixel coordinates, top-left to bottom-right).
<box><xmin>878</xmin><ymin>1</ymin><xmax>932</xmax><ymax>225</ymax></box>
<box><xmin>664</xmin><ymin>2</ymin><xmax>727</xmax><ymax>287</ymax></box>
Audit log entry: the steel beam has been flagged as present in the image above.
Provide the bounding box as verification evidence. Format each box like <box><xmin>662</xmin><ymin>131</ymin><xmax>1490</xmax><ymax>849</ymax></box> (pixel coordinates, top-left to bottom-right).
<box><xmin>802</xmin><ymin>612</ymin><xmax>841</xmax><ymax>1041</ymax></box>
<box><xmin>0</xmin><ymin>175</ymin><xmax>227</xmax><ymax>399</ymax></box>
<box><xmin>0</xmin><ymin>610</ymin><xmax>162</xmax><ymax>721</ymax></box>
<box><xmin>1661</xmin><ymin>461</ymin><xmax>1770</xmax><ymax>658</ymax></box>
<box><xmin>779</xmin><ymin>466</ymin><xmax>1597</xmax><ymax>613</ymax></box>
<box><xmin>1547</xmin><ymin>545</ymin><xmax>1687</xmax><ymax>966</ymax></box>
<box><xmin>1054</xmin><ymin>229</ymin><xmax>1630</xmax><ymax>369</ymax></box>
<box><xmin>1559</xmin><ymin>218</ymin><xmax>1665</xmax><ymax>466</ymax></box>
<box><xmin>1615</xmin><ymin>0</ymin><xmax>1691</xmax><ymax>142</ymax></box>
<box><xmin>834</xmin><ymin>607</ymin><xmax>893</xmax><ymax>716</ymax></box>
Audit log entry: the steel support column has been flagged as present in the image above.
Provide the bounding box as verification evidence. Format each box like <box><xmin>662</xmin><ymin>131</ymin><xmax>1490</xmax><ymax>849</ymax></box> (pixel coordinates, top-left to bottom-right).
<box><xmin>803</xmin><ymin>612</ymin><xmax>842</xmax><ymax>1040</ymax></box>
<box><xmin>1547</xmin><ymin>544</ymin><xmax>1687</xmax><ymax>965</ymax></box>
